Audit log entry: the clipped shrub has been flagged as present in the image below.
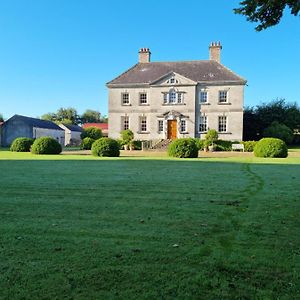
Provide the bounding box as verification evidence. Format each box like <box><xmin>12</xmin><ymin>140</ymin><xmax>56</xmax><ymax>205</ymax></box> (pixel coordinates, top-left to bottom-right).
<box><xmin>121</xmin><ymin>129</ymin><xmax>134</xmax><ymax>145</ymax></box>
<box><xmin>205</xmin><ymin>129</ymin><xmax>218</xmax><ymax>146</ymax></box>
<box><xmin>91</xmin><ymin>138</ymin><xmax>120</xmax><ymax>157</ymax></box>
<box><xmin>31</xmin><ymin>136</ymin><xmax>62</xmax><ymax>155</ymax></box>
<box><xmin>81</xmin><ymin>127</ymin><xmax>102</xmax><ymax>140</ymax></box>
<box><xmin>168</xmin><ymin>138</ymin><xmax>198</xmax><ymax>158</ymax></box>
<box><xmin>194</xmin><ymin>139</ymin><xmax>205</xmax><ymax>151</ymax></box>
<box><xmin>263</xmin><ymin>122</ymin><xmax>294</xmax><ymax>144</ymax></box>
<box><xmin>132</xmin><ymin>140</ymin><xmax>142</xmax><ymax>150</ymax></box>
<box><xmin>242</xmin><ymin>141</ymin><xmax>257</xmax><ymax>152</ymax></box>
<box><xmin>10</xmin><ymin>137</ymin><xmax>34</xmax><ymax>152</ymax></box>
<box><xmin>254</xmin><ymin>138</ymin><xmax>288</xmax><ymax>158</ymax></box>
<box><xmin>80</xmin><ymin>137</ymin><xmax>95</xmax><ymax>150</ymax></box>
<box><xmin>215</xmin><ymin>140</ymin><xmax>232</xmax><ymax>151</ymax></box>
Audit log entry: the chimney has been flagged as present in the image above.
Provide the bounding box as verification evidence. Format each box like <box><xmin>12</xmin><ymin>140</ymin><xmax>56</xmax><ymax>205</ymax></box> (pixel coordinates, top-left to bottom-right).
<box><xmin>138</xmin><ymin>48</ymin><xmax>151</xmax><ymax>63</ymax></box>
<box><xmin>209</xmin><ymin>41</ymin><xmax>222</xmax><ymax>63</ymax></box>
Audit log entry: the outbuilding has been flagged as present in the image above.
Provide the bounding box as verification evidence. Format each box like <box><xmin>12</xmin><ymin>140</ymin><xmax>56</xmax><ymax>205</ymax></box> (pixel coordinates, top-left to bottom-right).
<box><xmin>59</xmin><ymin>123</ymin><xmax>83</xmax><ymax>146</ymax></box>
<box><xmin>1</xmin><ymin>114</ymin><xmax>65</xmax><ymax>147</ymax></box>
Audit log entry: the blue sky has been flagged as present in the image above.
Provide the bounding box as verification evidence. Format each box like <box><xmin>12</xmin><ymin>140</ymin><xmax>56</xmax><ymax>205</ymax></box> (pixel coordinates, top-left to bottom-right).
<box><xmin>0</xmin><ymin>0</ymin><xmax>299</xmax><ymax>119</ymax></box>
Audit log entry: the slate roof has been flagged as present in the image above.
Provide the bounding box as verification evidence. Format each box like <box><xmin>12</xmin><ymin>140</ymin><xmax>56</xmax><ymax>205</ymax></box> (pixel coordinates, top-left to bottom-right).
<box><xmin>8</xmin><ymin>115</ymin><xmax>64</xmax><ymax>130</ymax></box>
<box><xmin>61</xmin><ymin>123</ymin><xmax>83</xmax><ymax>132</ymax></box>
<box><xmin>107</xmin><ymin>60</ymin><xmax>246</xmax><ymax>86</ymax></box>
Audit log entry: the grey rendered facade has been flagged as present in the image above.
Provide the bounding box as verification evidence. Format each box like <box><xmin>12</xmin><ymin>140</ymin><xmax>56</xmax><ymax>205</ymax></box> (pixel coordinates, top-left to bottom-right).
<box><xmin>107</xmin><ymin>43</ymin><xmax>246</xmax><ymax>141</ymax></box>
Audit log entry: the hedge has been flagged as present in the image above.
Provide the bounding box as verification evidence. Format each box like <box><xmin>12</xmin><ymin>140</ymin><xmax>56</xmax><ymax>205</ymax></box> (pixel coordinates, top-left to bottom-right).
<box><xmin>254</xmin><ymin>138</ymin><xmax>288</xmax><ymax>158</ymax></box>
<box><xmin>10</xmin><ymin>137</ymin><xmax>34</xmax><ymax>152</ymax></box>
<box><xmin>168</xmin><ymin>138</ymin><xmax>198</xmax><ymax>158</ymax></box>
<box><xmin>31</xmin><ymin>137</ymin><xmax>62</xmax><ymax>155</ymax></box>
<box><xmin>91</xmin><ymin>138</ymin><xmax>120</xmax><ymax>157</ymax></box>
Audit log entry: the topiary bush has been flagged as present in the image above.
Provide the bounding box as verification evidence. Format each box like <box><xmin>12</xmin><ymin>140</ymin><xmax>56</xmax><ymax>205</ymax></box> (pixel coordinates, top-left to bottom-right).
<box><xmin>242</xmin><ymin>141</ymin><xmax>257</xmax><ymax>152</ymax></box>
<box><xmin>80</xmin><ymin>137</ymin><xmax>95</xmax><ymax>150</ymax></box>
<box><xmin>254</xmin><ymin>138</ymin><xmax>288</xmax><ymax>158</ymax></box>
<box><xmin>215</xmin><ymin>140</ymin><xmax>232</xmax><ymax>151</ymax></box>
<box><xmin>81</xmin><ymin>127</ymin><xmax>102</xmax><ymax>140</ymax></box>
<box><xmin>194</xmin><ymin>139</ymin><xmax>205</xmax><ymax>151</ymax></box>
<box><xmin>91</xmin><ymin>138</ymin><xmax>120</xmax><ymax>157</ymax></box>
<box><xmin>31</xmin><ymin>136</ymin><xmax>62</xmax><ymax>155</ymax></box>
<box><xmin>168</xmin><ymin>138</ymin><xmax>198</xmax><ymax>158</ymax></box>
<box><xmin>10</xmin><ymin>137</ymin><xmax>34</xmax><ymax>152</ymax></box>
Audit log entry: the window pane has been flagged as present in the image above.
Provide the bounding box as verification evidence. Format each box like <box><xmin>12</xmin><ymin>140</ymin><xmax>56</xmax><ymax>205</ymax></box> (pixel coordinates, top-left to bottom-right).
<box><xmin>122</xmin><ymin>93</ymin><xmax>129</xmax><ymax>104</ymax></box>
<box><xmin>200</xmin><ymin>91</ymin><xmax>207</xmax><ymax>103</ymax></box>
<box><xmin>140</xmin><ymin>117</ymin><xmax>147</xmax><ymax>132</ymax></box>
<box><xmin>180</xmin><ymin>120</ymin><xmax>186</xmax><ymax>132</ymax></box>
<box><xmin>199</xmin><ymin>115</ymin><xmax>207</xmax><ymax>132</ymax></box>
<box><xmin>158</xmin><ymin>120</ymin><xmax>163</xmax><ymax>132</ymax></box>
<box><xmin>140</xmin><ymin>93</ymin><xmax>147</xmax><ymax>104</ymax></box>
<box><xmin>219</xmin><ymin>91</ymin><xmax>227</xmax><ymax>103</ymax></box>
<box><xmin>218</xmin><ymin>116</ymin><xmax>227</xmax><ymax>132</ymax></box>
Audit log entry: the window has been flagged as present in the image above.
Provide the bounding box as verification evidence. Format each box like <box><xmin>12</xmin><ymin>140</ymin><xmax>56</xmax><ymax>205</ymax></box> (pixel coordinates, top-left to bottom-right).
<box><xmin>158</xmin><ymin>120</ymin><xmax>164</xmax><ymax>133</ymax></box>
<box><xmin>200</xmin><ymin>91</ymin><xmax>208</xmax><ymax>103</ymax></box>
<box><xmin>169</xmin><ymin>90</ymin><xmax>177</xmax><ymax>103</ymax></box>
<box><xmin>122</xmin><ymin>116</ymin><xmax>129</xmax><ymax>130</ymax></box>
<box><xmin>180</xmin><ymin>120</ymin><xmax>187</xmax><ymax>132</ymax></box>
<box><xmin>122</xmin><ymin>93</ymin><xmax>130</xmax><ymax>105</ymax></box>
<box><xmin>177</xmin><ymin>93</ymin><xmax>183</xmax><ymax>104</ymax></box>
<box><xmin>199</xmin><ymin>115</ymin><xmax>207</xmax><ymax>132</ymax></box>
<box><xmin>219</xmin><ymin>90</ymin><xmax>228</xmax><ymax>103</ymax></box>
<box><xmin>163</xmin><ymin>89</ymin><xmax>184</xmax><ymax>104</ymax></box>
<box><xmin>139</xmin><ymin>93</ymin><xmax>147</xmax><ymax>105</ymax></box>
<box><xmin>140</xmin><ymin>116</ymin><xmax>147</xmax><ymax>132</ymax></box>
<box><xmin>218</xmin><ymin>116</ymin><xmax>227</xmax><ymax>132</ymax></box>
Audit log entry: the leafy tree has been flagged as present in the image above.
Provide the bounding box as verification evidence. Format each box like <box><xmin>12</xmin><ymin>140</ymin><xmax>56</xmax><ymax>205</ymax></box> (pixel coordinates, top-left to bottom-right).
<box><xmin>0</xmin><ymin>113</ymin><xmax>4</xmax><ymax>122</ymax></box>
<box><xmin>263</xmin><ymin>121</ymin><xmax>294</xmax><ymax>144</ymax></box>
<box><xmin>120</xmin><ymin>129</ymin><xmax>134</xmax><ymax>150</ymax></box>
<box><xmin>81</xmin><ymin>127</ymin><xmax>102</xmax><ymax>140</ymax></box>
<box><xmin>56</xmin><ymin>107</ymin><xmax>80</xmax><ymax>125</ymax></box>
<box><xmin>81</xmin><ymin>109</ymin><xmax>101</xmax><ymax>124</ymax></box>
<box><xmin>41</xmin><ymin>107</ymin><xmax>80</xmax><ymax>125</ymax></box>
<box><xmin>243</xmin><ymin>99</ymin><xmax>300</xmax><ymax>141</ymax></box>
<box><xmin>100</xmin><ymin>115</ymin><xmax>108</xmax><ymax>123</ymax></box>
<box><xmin>234</xmin><ymin>0</ymin><xmax>300</xmax><ymax>31</ymax></box>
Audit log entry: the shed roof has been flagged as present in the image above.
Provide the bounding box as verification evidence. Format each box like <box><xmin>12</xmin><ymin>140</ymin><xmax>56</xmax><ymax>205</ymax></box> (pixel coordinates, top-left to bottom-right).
<box><xmin>61</xmin><ymin>123</ymin><xmax>83</xmax><ymax>132</ymax></box>
<box><xmin>7</xmin><ymin>115</ymin><xmax>64</xmax><ymax>130</ymax></box>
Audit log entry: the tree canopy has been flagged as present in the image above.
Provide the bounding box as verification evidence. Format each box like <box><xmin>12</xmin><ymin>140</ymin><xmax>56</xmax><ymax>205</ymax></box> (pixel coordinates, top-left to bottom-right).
<box><xmin>243</xmin><ymin>98</ymin><xmax>300</xmax><ymax>142</ymax></box>
<box><xmin>234</xmin><ymin>0</ymin><xmax>300</xmax><ymax>31</ymax></box>
<box><xmin>0</xmin><ymin>113</ymin><xmax>4</xmax><ymax>122</ymax></box>
<box><xmin>81</xmin><ymin>109</ymin><xmax>101</xmax><ymax>124</ymax></box>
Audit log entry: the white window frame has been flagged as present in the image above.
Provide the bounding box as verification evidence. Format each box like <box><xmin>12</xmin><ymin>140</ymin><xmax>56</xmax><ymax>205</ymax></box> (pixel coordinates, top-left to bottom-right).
<box><xmin>180</xmin><ymin>119</ymin><xmax>187</xmax><ymax>133</ymax></box>
<box><xmin>121</xmin><ymin>116</ymin><xmax>129</xmax><ymax>131</ymax></box>
<box><xmin>121</xmin><ymin>92</ymin><xmax>130</xmax><ymax>105</ymax></box>
<box><xmin>140</xmin><ymin>116</ymin><xmax>147</xmax><ymax>132</ymax></box>
<box><xmin>158</xmin><ymin>120</ymin><xmax>164</xmax><ymax>133</ymax></box>
<box><xmin>199</xmin><ymin>91</ymin><xmax>208</xmax><ymax>103</ymax></box>
<box><xmin>139</xmin><ymin>92</ymin><xmax>148</xmax><ymax>105</ymax></box>
<box><xmin>199</xmin><ymin>115</ymin><xmax>207</xmax><ymax>132</ymax></box>
<box><xmin>219</xmin><ymin>90</ymin><xmax>228</xmax><ymax>103</ymax></box>
<box><xmin>218</xmin><ymin>116</ymin><xmax>227</xmax><ymax>132</ymax></box>
<box><xmin>163</xmin><ymin>89</ymin><xmax>184</xmax><ymax>105</ymax></box>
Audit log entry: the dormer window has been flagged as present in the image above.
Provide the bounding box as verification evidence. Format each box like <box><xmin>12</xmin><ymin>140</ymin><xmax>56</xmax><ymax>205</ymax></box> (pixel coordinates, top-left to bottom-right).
<box><xmin>163</xmin><ymin>89</ymin><xmax>184</xmax><ymax>105</ymax></box>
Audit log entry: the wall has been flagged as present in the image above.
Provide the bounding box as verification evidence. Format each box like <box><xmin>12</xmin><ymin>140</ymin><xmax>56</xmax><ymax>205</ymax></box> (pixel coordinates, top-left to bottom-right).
<box><xmin>34</xmin><ymin>127</ymin><xmax>65</xmax><ymax>146</ymax></box>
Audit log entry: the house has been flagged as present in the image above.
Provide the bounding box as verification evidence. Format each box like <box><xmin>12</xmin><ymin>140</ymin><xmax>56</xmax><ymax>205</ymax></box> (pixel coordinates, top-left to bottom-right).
<box><xmin>82</xmin><ymin>123</ymin><xmax>108</xmax><ymax>137</ymax></box>
<box><xmin>59</xmin><ymin>123</ymin><xmax>83</xmax><ymax>146</ymax></box>
<box><xmin>107</xmin><ymin>42</ymin><xmax>246</xmax><ymax>141</ymax></box>
<box><xmin>1</xmin><ymin>114</ymin><xmax>65</xmax><ymax>147</ymax></box>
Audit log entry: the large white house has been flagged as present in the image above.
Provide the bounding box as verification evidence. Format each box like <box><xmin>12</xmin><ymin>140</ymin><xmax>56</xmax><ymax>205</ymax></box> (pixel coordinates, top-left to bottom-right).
<box><xmin>107</xmin><ymin>43</ymin><xmax>246</xmax><ymax>141</ymax></box>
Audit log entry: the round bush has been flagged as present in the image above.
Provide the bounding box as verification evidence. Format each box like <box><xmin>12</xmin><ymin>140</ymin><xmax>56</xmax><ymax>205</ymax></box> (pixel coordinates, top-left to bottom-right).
<box><xmin>168</xmin><ymin>138</ymin><xmax>198</xmax><ymax>158</ymax></box>
<box><xmin>31</xmin><ymin>137</ymin><xmax>62</xmax><ymax>155</ymax></box>
<box><xmin>80</xmin><ymin>137</ymin><xmax>95</xmax><ymax>150</ymax></box>
<box><xmin>254</xmin><ymin>138</ymin><xmax>288</xmax><ymax>158</ymax></box>
<box><xmin>81</xmin><ymin>127</ymin><xmax>102</xmax><ymax>140</ymax></box>
<box><xmin>91</xmin><ymin>138</ymin><xmax>120</xmax><ymax>157</ymax></box>
<box><xmin>10</xmin><ymin>137</ymin><xmax>34</xmax><ymax>152</ymax></box>
<box><xmin>242</xmin><ymin>141</ymin><xmax>257</xmax><ymax>152</ymax></box>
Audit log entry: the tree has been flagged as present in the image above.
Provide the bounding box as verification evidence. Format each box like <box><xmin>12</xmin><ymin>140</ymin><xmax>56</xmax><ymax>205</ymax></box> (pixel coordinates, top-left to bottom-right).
<box><xmin>41</xmin><ymin>107</ymin><xmax>80</xmax><ymax>125</ymax></box>
<box><xmin>81</xmin><ymin>109</ymin><xmax>101</xmax><ymax>124</ymax></box>
<box><xmin>263</xmin><ymin>121</ymin><xmax>294</xmax><ymax>144</ymax></box>
<box><xmin>0</xmin><ymin>113</ymin><xmax>4</xmax><ymax>122</ymax></box>
<box><xmin>121</xmin><ymin>129</ymin><xmax>134</xmax><ymax>150</ymax></box>
<box><xmin>243</xmin><ymin>98</ymin><xmax>300</xmax><ymax>141</ymax></box>
<box><xmin>81</xmin><ymin>127</ymin><xmax>102</xmax><ymax>140</ymax></box>
<box><xmin>234</xmin><ymin>0</ymin><xmax>300</xmax><ymax>31</ymax></box>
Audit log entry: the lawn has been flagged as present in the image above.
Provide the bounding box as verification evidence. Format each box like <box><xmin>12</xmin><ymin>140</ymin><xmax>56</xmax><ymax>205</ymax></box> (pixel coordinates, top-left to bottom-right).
<box><xmin>0</xmin><ymin>150</ymin><xmax>299</xmax><ymax>299</ymax></box>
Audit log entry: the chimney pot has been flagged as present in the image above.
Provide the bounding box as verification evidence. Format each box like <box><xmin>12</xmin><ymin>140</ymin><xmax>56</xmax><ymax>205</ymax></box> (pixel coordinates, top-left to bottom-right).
<box><xmin>209</xmin><ymin>41</ymin><xmax>222</xmax><ymax>63</ymax></box>
<box><xmin>138</xmin><ymin>47</ymin><xmax>151</xmax><ymax>63</ymax></box>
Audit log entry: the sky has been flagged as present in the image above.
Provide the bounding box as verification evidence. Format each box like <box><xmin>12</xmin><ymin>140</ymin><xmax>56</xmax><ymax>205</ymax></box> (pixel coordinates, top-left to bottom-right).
<box><xmin>0</xmin><ymin>0</ymin><xmax>299</xmax><ymax>120</ymax></box>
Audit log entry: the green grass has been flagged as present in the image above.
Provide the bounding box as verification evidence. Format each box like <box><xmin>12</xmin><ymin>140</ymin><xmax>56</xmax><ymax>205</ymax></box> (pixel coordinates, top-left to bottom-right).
<box><xmin>0</xmin><ymin>150</ymin><xmax>300</xmax><ymax>299</ymax></box>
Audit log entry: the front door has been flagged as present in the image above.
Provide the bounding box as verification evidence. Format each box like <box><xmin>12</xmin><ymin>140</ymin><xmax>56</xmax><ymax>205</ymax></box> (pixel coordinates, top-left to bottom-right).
<box><xmin>167</xmin><ymin>120</ymin><xmax>177</xmax><ymax>139</ymax></box>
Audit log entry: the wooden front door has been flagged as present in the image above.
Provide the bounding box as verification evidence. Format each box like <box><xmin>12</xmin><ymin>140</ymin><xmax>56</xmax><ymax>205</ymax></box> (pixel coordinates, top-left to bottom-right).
<box><xmin>167</xmin><ymin>120</ymin><xmax>177</xmax><ymax>139</ymax></box>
